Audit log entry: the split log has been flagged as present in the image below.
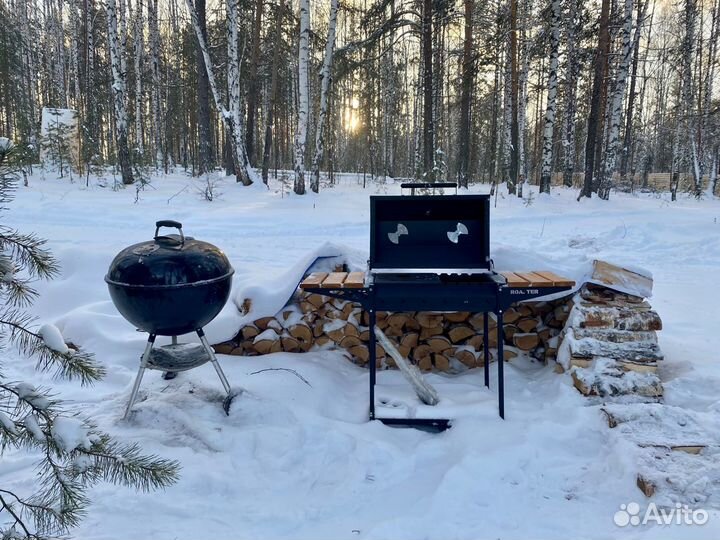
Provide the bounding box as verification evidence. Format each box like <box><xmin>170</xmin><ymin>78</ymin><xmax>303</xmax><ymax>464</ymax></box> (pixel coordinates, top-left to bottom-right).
<box><xmin>401</xmin><ymin>332</ymin><xmax>419</xmax><ymax>349</ymax></box>
<box><xmin>448</xmin><ymin>325</ymin><xmax>474</xmax><ymax>344</ymax></box>
<box><xmin>516</xmin><ymin>317</ymin><xmax>539</xmax><ymax>333</ymax></box>
<box><xmin>433</xmin><ymin>353</ymin><xmax>450</xmax><ymax>371</ymax></box>
<box><xmin>502</xmin><ymin>308</ymin><xmax>521</xmax><ymax>324</ymax></box>
<box><xmin>418</xmin><ymin>356</ymin><xmax>433</xmax><ymax>371</ymax></box>
<box><xmin>454</xmin><ymin>349</ymin><xmax>477</xmax><ymax>368</ymax></box>
<box><xmin>591</xmin><ymin>259</ymin><xmax>653</xmax><ymax>299</ymax></box>
<box><xmin>412</xmin><ymin>344</ymin><xmax>433</xmax><ymax>363</ymax></box>
<box><xmin>504</xmin><ymin>324</ymin><xmax>519</xmax><ymax>341</ymax></box>
<box><xmin>339</xmin><ymin>335</ymin><xmax>362</xmax><ymax>349</ymax></box>
<box><xmin>386</xmin><ymin>312</ymin><xmax>410</xmax><ymax>329</ymax></box>
<box><xmin>306</xmin><ymin>294</ymin><xmax>327</xmax><ymax>309</ymax></box>
<box><xmin>315</xmin><ymin>336</ymin><xmax>331</xmax><ymax>347</ymax></box>
<box><xmin>636</xmin><ymin>475</ymin><xmax>656</xmax><ymax>497</ymax></box>
<box><xmin>383</xmin><ymin>326</ymin><xmax>404</xmax><ymax>338</ymax></box>
<box><xmin>420</xmin><ymin>326</ymin><xmax>444</xmax><ymax>340</ymax></box>
<box><xmin>349</xmin><ymin>345</ymin><xmax>368</xmax><ymax>364</ymax></box>
<box><xmin>416</xmin><ymin>312</ymin><xmax>444</xmax><ymax>328</ymax></box>
<box><xmin>426</xmin><ymin>336</ymin><xmax>452</xmax><ymax>353</ymax></box>
<box><xmin>213</xmin><ymin>342</ymin><xmax>235</xmax><ymax>355</ymax></box>
<box><xmin>281</xmin><ymin>336</ymin><xmax>300</xmax><ymax>352</ymax></box>
<box><xmin>576</xmin><ymin>305</ymin><xmax>662</xmax><ymax>331</ymax></box>
<box><xmin>254</xmin><ymin>316</ymin><xmax>278</xmax><ymax>331</ymax></box>
<box><xmin>444</xmin><ymin>311</ymin><xmax>470</xmax><ymax>323</ymax></box>
<box><xmin>289</xmin><ymin>324</ymin><xmax>313</xmax><ymax>351</ymax></box>
<box><xmin>343</xmin><ymin>322</ymin><xmax>360</xmax><ymax>338</ymax></box>
<box><xmin>242</xmin><ymin>326</ymin><xmax>260</xmax><ymax>340</ymax></box>
<box><xmin>513</xmin><ymin>333</ymin><xmax>540</xmax><ymax>351</ymax></box>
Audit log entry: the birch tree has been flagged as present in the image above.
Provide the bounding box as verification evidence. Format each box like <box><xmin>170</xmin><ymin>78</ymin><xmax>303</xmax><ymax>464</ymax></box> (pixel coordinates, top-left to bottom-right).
<box><xmin>597</xmin><ymin>0</ymin><xmax>634</xmax><ymax>200</ymax></box>
<box><xmin>680</xmin><ymin>0</ymin><xmax>701</xmax><ymax>196</ymax></box>
<box><xmin>310</xmin><ymin>0</ymin><xmax>340</xmax><ymax>193</ymax></box>
<box><xmin>456</xmin><ymin>0</ymin><xmax>474</xmax><ymax>188</ymax></box>
<box><xmin>183</xmin><ymin>0</ymin><xmax>253</xmax><ymax>185</ymax></box>
<box><xmin>148</xmin><ymin>0</ymin><xmax>163</xmax><ymax>168</ymax></box>
<box><xmin>107</xmin><ymin>0</ymin><xmax>135</xmax><ymax>184</ymax></box>
<box><xmin>580</xmin><ymin>0</ymin><xmax>611</xmax><ymax>199</ymax></box>
<box><xmin>131</xmin><ymin>0</ymin><xmax>144</xmax><ymax>156</ymax></box>
<box><xmin>294</xmin><ymin>0</ymin><xmax>310</xmax><ymax>194</ymax></box>
<box><xmin>562</xmin><ymin>0</ymin><xmax>581</xmax><ymax>187</ymax></box>
<box><xmin>539</xmin><ymin>0</ymin><xmax>560</xmax><ymax>194</ymax></box>
<box><xmin>261</xmin><ymin>0</ymin><xmax>286</xmax><ymax>184</ymax></box>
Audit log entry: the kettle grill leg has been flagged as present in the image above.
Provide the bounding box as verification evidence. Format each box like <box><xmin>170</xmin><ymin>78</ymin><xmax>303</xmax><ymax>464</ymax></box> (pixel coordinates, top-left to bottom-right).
<box><xmin>197</xmin><ymin>329</ymin><xmax>232</xmax><ymax>395</ymax></box>
<box><xmin>124</xmin><ymin>334</ymin><xmax>156</xmax><ymax>419</ymax></box>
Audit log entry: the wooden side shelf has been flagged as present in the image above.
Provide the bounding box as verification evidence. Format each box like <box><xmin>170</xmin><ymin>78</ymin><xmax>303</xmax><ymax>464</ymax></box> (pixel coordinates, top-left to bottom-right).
<box><xmin>300</xmin><ymin>271</ymin><xmax>366</xmax><ymax>289</ymax></box>
<box><xmin>500</xmin><ymin>271</ymin><xmax>575</xmax><ymax>288</ymax></box>
<box><xmin>300</xmin><ymin>270</ymin><xmax>575</xmax><ymax>290</ymax></box>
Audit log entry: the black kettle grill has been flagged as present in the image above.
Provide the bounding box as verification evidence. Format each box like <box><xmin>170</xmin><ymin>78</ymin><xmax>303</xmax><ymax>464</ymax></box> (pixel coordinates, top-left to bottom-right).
<box><xmin>105</xmin><ymin>220</ymin><xmax>235</xmax><ymax>418</ymax></box>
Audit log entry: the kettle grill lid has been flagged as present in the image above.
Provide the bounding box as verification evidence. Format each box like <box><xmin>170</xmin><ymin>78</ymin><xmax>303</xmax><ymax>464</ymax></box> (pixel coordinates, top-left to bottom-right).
<box><xmin>105</xmin><ymin>221</ymin><xmax>233</xmax><ymax>287</ymax></box>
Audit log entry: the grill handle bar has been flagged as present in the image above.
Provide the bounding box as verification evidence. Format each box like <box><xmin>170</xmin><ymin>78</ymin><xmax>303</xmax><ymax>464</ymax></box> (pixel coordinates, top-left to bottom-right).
<box><xmin>154</xmin><ymin>220</ymin><xmax>185</xmax><ymax>245</ymax></box>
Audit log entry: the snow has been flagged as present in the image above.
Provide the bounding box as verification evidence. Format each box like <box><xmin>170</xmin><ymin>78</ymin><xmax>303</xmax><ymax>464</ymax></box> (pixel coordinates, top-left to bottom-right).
<box><xmin>39</xmin><ymin>323</ymin><xmax>69</xmax><ymax>354</ymax></box>
<box><xmin>2</xmin><ymin>173</ymin><xmax>720</xmax><ymax>539</ymax></box>
<box><xmin>51</xmin><ymin>416</ymin><xmax>92</xmax><ymax>452</ymax></box>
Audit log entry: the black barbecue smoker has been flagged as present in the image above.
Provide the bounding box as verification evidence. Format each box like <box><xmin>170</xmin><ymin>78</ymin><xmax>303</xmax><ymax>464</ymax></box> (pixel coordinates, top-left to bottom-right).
<box><xmin>302</xmin><ymin>186</ymin><xmax>573</xmax><ymax>428</ymax></box>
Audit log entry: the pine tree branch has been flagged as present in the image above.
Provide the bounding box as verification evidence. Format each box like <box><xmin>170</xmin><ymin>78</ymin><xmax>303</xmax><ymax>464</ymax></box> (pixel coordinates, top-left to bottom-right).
<box><xmin>0</xmin><ymin>492</ymin><xmax>36</xmax><ymax>540</ymax></box>
<box><xmin>0</xmin><ymin>314</ymin><xmax>106</xmax><ymax>385</ymax></box>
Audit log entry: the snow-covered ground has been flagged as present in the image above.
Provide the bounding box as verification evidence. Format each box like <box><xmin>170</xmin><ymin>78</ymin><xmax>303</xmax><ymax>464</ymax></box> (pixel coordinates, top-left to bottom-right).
<box><xmin>3</xmin><ymin>171</ymin><xmax>720</xmax><ymax>539</ymax></box>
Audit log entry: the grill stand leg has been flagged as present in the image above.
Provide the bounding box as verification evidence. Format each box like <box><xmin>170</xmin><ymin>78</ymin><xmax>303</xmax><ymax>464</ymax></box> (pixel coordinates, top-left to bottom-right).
<box><xmin>124</xmin><ymin>334</ymin><xmax>156</xmax><ymax>420</ymax></box>
<box><xmin>496</xmin><ymin>310</ymin><xmax>505</xmax><ymax>419</ymax></box>
<box><xmin>197</xmin><ymin>329</ymin><xmax>232</xmax><ymax>396</ymax></box>
<box><xmin>368</xmin><ymin>310</ymin><xmax>377</xmax><ymax>420</ymax></box>
<box><xmin>483</xmin><ymin>311</ymin><xmax>490</xmax><ymax>388</ymax></box>
<box><xmin>162</xmin><ymin>336</ymin><xmax>179</xmax><ymax>380</ymax></box>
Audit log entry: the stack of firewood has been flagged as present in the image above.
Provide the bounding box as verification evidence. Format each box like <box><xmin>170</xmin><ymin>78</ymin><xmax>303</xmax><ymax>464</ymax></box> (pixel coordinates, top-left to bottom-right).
<box><xmin>559</xmin><ymin>283</ymin><xmax>664</xmax><ymax>398</ymax></box>
<box><xmin>214</xmin><ymin>290</ymin><xmax>575</xmax><ymax>372</ymax></box>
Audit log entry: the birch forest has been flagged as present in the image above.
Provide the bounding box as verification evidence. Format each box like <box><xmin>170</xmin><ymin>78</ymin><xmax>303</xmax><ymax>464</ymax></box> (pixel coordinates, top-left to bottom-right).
<box><xmin>0</xmin><ymin>0</ymin><xmax>718</xmax><ymax>198</ymax></box>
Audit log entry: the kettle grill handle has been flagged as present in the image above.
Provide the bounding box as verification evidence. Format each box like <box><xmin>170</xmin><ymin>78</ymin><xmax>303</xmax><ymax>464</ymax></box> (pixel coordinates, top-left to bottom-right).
<box><xmin>154</xmin><ymin>220</ymin><xmax>185</xmax><ymax>245</ymax></box>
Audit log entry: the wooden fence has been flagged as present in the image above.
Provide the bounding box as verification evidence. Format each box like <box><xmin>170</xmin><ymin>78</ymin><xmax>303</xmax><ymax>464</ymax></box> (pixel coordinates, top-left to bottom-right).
<box><xmin>550</xmin><ymin>172</ymin><xmax>720</xmax><ymax>196</ymax></box>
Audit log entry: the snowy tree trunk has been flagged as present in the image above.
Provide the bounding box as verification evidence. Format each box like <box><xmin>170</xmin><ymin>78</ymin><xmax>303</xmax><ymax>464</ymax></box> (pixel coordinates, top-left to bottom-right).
<box><xmin>310</xmin><ymin>0</ymin><xmax>340</xmax><ymax>193</ymax></box>
<box><xmin>539</xmin><ymin>0</ymin><xmax>560</xmax><ymax>194</ymax></box>
<box><xmin>148</xmin><ymin>0</ymin><xmax>163</xmax><ymax>168</ymax></box>
<box><xmin>597</xmin><ymin>0</ymin><xmax>634</xmax><ymax>200</ymax></box>
<box><xmin>580</xmin><ymin>0</ymin><xmax>610</xmax><ymax>199</ymax></box>
<box><xmin>516</xmin><ymin>0</ymin><xmax>530</xmax><ymax>196</ymax></box>
<box><xmin>183</xmin><ymin>0</ymin><xmax>252</xmax><ymax>185</ymax></box>
<box><xmin>456</xmin><ymin>0</ymin><xmax>473</xmax><ymax>188</ymax></box>
<box><xmin>132</xmin><ymin>0</ymin><xmax>144</xmax><ymax>156</ymax></box>
<box><xmin>226</xmin><ymin>0</ymin><xmax>253</xmax><ymax>185</ymax></box>
<box><xmin>69</xmin><ymin>0</ymin><xmax>82</xmax><ymax>110</ymax></box>
<box><xmin>294</xmin><ymin>0</ymin><xmax>310</xmax><ymax>194</ymax></box>
<box><xmin>502</xmin><ymin>45</ymin><xmax>513</xmax><ymax>190</ymax></box>
<box><xmin>107</xmin><ymin>0</ymin><xmax>135</xmax><ymax>184</ymax></box>
<box><xmin>562</xmin><ymin>0</ymin><xmax>580</xmax><ymax>188</ymax></box>
<box><xmin>702</xmin><ymin>0</ymin><xmax>719</xmax><ymax>198</ymax></box>
<box><xmin>245</xmin><ymin>0</ymin><xmax>264</xmax><ymax>166</ymax></box>
<box><xmin>261</xmin><ymin>0</ymin><xmax>285</xmax><ymax>184</ymax></box>
<box><xmin>681</xmin><ymin>0</ymin><xmax>701</xmax><ymax>197</ymax></box>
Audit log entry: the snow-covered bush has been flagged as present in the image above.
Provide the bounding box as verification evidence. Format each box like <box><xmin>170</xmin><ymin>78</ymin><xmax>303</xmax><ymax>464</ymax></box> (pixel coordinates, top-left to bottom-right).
<box><xmin>0</xmin><ymin>141</ymin><xmax>179</xmax><ymax>539</ymax></box>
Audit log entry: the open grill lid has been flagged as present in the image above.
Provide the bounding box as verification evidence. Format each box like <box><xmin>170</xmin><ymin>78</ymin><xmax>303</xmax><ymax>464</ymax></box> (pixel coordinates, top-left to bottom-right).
<box><xmin>369</xmin><ymin>194</ymin><xmax>491</xmax><ymax>272</ymax></box>
<box><xmin>105</xmin><ymin>220</ymin><xmax>233</xmax><ymax>288</ymax></box>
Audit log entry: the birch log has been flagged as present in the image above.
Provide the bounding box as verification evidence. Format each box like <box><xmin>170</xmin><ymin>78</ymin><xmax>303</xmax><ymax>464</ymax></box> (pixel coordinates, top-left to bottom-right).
<box><xmin>375</xmin><ymin>327</ymin><xmax>439</xmax><ymax>406</ymax></box>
